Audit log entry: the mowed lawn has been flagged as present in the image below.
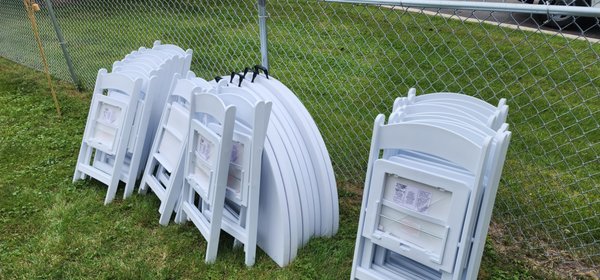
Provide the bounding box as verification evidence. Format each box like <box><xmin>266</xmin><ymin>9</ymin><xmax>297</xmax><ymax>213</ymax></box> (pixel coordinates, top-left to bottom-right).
<box><xmin>0</xmin><ymin>57</ymin><xmax>560</xmax><ymax>279</ymax></box>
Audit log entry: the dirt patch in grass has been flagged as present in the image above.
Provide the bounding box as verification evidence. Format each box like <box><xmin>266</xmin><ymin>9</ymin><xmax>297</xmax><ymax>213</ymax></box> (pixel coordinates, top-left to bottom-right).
<box><xmin>487</xmin><ymin>222</ymin><xmax>599</xmax><ymax>279</ymax></box>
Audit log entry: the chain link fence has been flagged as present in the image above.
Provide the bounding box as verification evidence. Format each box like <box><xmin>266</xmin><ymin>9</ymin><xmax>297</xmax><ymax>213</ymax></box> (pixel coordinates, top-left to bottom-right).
<box><xmin>1</xmin><ymin>0</ymin><xmax>598</xmax><ymax>276</ymax></box>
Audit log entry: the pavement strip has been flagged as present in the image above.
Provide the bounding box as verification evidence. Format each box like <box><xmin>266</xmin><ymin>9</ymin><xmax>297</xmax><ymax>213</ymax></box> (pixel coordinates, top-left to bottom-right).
<box><xmin>388</xmin><ymin>6</ymin><xmax>600</xmax><ymax>43</ymax></box>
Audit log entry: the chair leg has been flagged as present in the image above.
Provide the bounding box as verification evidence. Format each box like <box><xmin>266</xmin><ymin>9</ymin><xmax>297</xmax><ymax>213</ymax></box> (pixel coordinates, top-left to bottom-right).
<box><xmin>159</xmin><ymin>180</ymin><xmax>182</xmax><ymax>226</ymax></box>
<box><xmin>246</xmin><ymin>200</ymin><xmax>259</xmax><ymax>266</ymax></box>
<box><xmin>104</xmin><ymin>151</ymin><xmax>125</xmax><ymax>205</ymax></box>
<box><xmin>104</xmin><ymin>176</ymin><xmax>120</xmax><ymax>205</ymax></box>
<box><xmin>205</xmin><ymin>182</ymin><xmax>227</xmax><ymax>264</ymax></box>
<box><xmin>233</xmin><ymin>206</ymin><xmax>247</xmax><ymax>249</ymax></box>
<box><xmin>73</xmin><ymin>170</ymin><xmax>83</xmax><ymax>183</ymax></box>
<box><xmin>138</xmin><ymin>175</ymin><xmax>149</xmax><ymax>195</ymax></box>
<box><xmin>123</xmin><ymin>153</ymin><xmax>140</xmax><ymax>199</ymax></box>
<box><xmin>139</xmin><ymin>161</ymin><xmax>156</xmax><ymax>195</ymax></box>
<box><xmin>73</xmin><ymin>145</ymin><xmax>91</xmax><ymax>182</ymax></box>
<box><xmin>175</xmin><ymin>182</ymin><xmax>191</xmax><ymax>224</ymax></box>
<box><xmin>123</xmin><ymin>169</ymin><xmax>137</xmax><ymax>199</ymax></box>
<box><xmin>245</xmin><ymin>243</ymin><xmax>256</xmax><ymax>267</ymax></box>
<box><xmin>205</xmin><ymin>219</ymin><xmax>222</xmax><ymax>264</ymax></box>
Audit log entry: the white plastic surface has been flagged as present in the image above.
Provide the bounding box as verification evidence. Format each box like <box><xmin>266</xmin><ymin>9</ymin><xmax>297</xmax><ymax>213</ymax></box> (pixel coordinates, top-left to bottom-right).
<box><xmin>217</xmin><ymin>77</ymin><xmax>301</xmax><ymax>265</ymax></box>
<box><xmin>237</xmin><ymin>76</ymin><xmax>312</xmax><ymax>247</ymax></box>
<box><xmin>138</xmin><ymin>77</ymin><xmax>206</xmax><ymax>225</ymax></box>
<box><xmin>352</xmin><ymin>88</ymin><xmax>511</xmax><ymax>279</ymax></box>
<box><xmin>251</xmin><ymin>73</ymin><xmax>338</xmax><ymax>237</ymax></box>
<box><xmin>209</xmin><ymin>86</ymin><xmax>272</xmax><ymax>266</ymax></box>
<box><xmin>208</xmin><ymin>81</ymin><xmax>294</xmax><ymax>266</ymax></box>
<box><xmin>177</xmin><ymin>92</ymin><xmax>236</xmax><ymax>264</ymax></box>
<box><xmin>73</xmin><ymin>69</ymin><xmax>143</xmax><ymax>205</ymax></box>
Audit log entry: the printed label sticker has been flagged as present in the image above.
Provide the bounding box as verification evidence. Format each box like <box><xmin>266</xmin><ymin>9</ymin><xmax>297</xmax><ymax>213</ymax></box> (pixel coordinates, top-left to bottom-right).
<box><xmin>230</xmin><ymin>141</ymin><xmax>244</xmax><ymax>165</ymax></box>
<box><xmin>393</xmin><ymin>182</ymin><xmax>432</xmax><ymax>214</ymax></box>
<box><xmin>197</xmin><ymin>135</ymin><xmax>214</xmax><ymax>162</ymax></box>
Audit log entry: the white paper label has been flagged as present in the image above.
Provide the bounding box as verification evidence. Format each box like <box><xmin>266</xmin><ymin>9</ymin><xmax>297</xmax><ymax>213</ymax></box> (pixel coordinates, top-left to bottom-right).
<box><xmin>100</xmin><ymin>105</ymin><xmax>117</xmax><ymax>124</ymax></box>
<box><xmin>393</xmin><ymin>182</ymin><xmax>432</xmax><ymax>213</ymax></box>
<box><xmin>230</xmin><ymin>141</ymin><xmax>244</xmax><ymax>165</ymax></box>
<box><xmin>197</xmin><ymin>135</ymin><xmax>214</xmax><ymax>161</ymax></box>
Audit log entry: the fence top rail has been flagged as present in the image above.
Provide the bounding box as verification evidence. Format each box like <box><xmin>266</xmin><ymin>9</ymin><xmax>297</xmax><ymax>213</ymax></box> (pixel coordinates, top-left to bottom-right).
<box><xmin>322</xmin><ymin>0</ymin><xmax>600</xmax><ymax>17</ymax></box>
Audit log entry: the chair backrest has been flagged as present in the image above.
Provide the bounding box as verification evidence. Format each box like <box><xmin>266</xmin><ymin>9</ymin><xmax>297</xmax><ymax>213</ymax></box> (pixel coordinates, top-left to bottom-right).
<box><xmin>130</xmin><ymin>56</ymin><xmax>162</xmax><ymax>68</ymax></box>
<box><xmin>86</xmin><ymin>69</ymin><xmax>142</xmax><ymax>154</ymax></box>
<box><xmin>152</xmin><ymin>40</ymin><xmax>186</xmax><ymax>55</ymax></box>
<box><xmin>120</xmin><ymin>56</ymin><xmax>155</xmax><ymax>71</ymax></box>
<box><xmin>217</xmin><ymin>90</ymin><xmax>272</xmax><ymax>206</ymax></box>
<box><xmin>93</xmin><ymin>69</ymin><xmax>141</xmax><ymax>96</ymax></box>
<box><xmin>361</xmin><ymin>114</ymin><xmax>493</xmax><ymax>274</ymax></box>
<box><xmin>152</xmin><ymin>41</ymin><xmax>192</xmax><ymax>73</ymax></box>
<box><xmin>112</xmin><ymin>63</ymin><xmax>147</xmax><ymax>76</ymax></box>
<box><xmin>218</xmin><ymin>84</ymin><xmax>272</xmax><ymax>133</ymax></box>
<box><xmin>407</xmin><ymin>89</ymin><xmax>498</xmax><ymax>112</ymax></box>
<box><xmin>374</xmin><ymin>115</ymin><xmax>491</xmax><ymax>174</ymax></box>
<box><xmin>168</xmin><ymin>77</ymin><xmax>197</xmax><ymax>108</ymax></box>
<box><xmin>136</xmin><ymin>48</ymin><xmax>169</xmax><ymax>63</ymax></box>
<box><xmin>387</xmin><ymin>113</ymin><xmax>508</xmax><ymax>180</ymax></box>
<box><xmin>400</xmin><ymin>99</ymin><xmax>497</xmax><ymax>128</ymax></box>
<box><xmin>155</xmin><ymin>76</ymin><xmax>205</xmax><ymax>168</ymax></box>
<box><xmin>216</xmin><ymin>88</ymin><xmax>257</xmax><ymax>127</ymax></box>
<box><xmin>391</xmin><ymin>111</ymin><xmax>499</xmax><ymax>136</ymax></box>
<box><xmin>189</xmin><ymin>76</ymin><xmax>213</xmax><ymax>88</ymax></box>
<box><xmin>187</xmin><ymin>93</ymin><xmax>236</xmax><ymax>204</ymax></box>
<box><xmin>405</xmin><ymin>88</ymin><xmax>508</xmax><ymax>129</ymax></box>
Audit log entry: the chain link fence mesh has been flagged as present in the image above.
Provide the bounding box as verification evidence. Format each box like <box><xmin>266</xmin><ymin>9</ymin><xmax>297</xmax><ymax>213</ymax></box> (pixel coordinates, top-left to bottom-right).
<box><xmin>1</xmin><ymin>0</ymin><xmax>598</xmax><ymax>276</ymax></box>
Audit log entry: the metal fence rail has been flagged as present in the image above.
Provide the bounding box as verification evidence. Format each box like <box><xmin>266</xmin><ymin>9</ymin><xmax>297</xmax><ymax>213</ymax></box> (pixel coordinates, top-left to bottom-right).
<box><xmin>0</xmin><ymin>0</ymin><xmax>598</xmax><ymax>276</ymax></box>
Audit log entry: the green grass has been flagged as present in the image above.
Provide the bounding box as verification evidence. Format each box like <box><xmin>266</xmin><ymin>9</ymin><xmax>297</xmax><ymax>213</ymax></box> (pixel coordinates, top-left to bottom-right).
<box><xmin>0</xmin><ymin>56</ymin><xmax>559</xmax><ymax>279</ymax></box>
<box><xmin>0</xmin><ymin>56</ymin><xmax>350</xmax><ymax>278</ymax></box>
<box><xmin>1</xmin><ymin>0</ymin><xmax>598</xmax><ymax>277</ymax></box>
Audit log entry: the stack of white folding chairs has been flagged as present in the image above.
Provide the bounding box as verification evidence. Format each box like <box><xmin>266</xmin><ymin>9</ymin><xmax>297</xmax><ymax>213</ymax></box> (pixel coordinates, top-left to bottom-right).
<box><xmin>351</xmin><ymin>88</ymin><xmax>511</xmax><ymax>280</ymax></box>
<box><xmin>73</xmin><ymin>41</ymin><xmax>192</xmax><ymax>205</ymax></box>
<box><xmin>138</xmin><ymin>66</ymin><xmax>340</xmax><ymax>267</ymax></box>
<box><xmin>74</xmin><ymin>46</ymin><xmax>340</xmax><ymax>267</ymax></box>
<box><xmin>136</xmin><ymin>71</ymin><xmax>273</xmax><ymax>266</ymax></box>
<box><xmin>222</xmin><ymin>67</ymin><xmax>339</xmax><ymax>266</ymax></box>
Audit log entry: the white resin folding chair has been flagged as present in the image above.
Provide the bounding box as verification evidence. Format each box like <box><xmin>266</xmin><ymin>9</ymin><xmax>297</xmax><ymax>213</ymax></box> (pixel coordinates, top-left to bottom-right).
<box><xmin>385</xmin><ymin>104</ymin><xmax>507</xmax><ymax>161</ymax></box>
<box><xmin>152</xmin><ymin>40</ymin><xmax>192</xmax><ymax>75</ymax></box>
<box><xmin>138</xmin><ymin>75</ymin><xmax>206</xmax><ymax>225</ymax></box>
<box><xmin>395</xmin><ymin>96</ymin><xmax>497</xmax><ymax>129</ymax></box>
<box><xmin>400</xmin><ymin>88</ymin><xmax>508</xmax><ymax>130</ymax></box>
<box><xmin>237</xmin><ymin>73</ymin><xmax>310</xmax><ymax>248</ymax></box>
<box><xmin>351</xmin><ymin>115</ymin><xmax>494</xmax><ymax>280</ymax></box>
<box><xmin>211</xmin><ymin>84</ymin><xmax>272</xmax><ymax>266</ymax></box>
<box><xmin>74</xmin><ymin>43</ymin><xmax>193</xmax><ymax>205</ymax></box>
<box><xmin>109</xmin><ymin>59</ymin><xmax>167</xmax><ymax>199</ymax></box>
<box><xmin>387</xmin><ymin>114</ymin><xmax>512</xmax><ymax>279</ymax></box>
<box><xmin>208</xmin><ymin>77</ymin><xmax>293</xmax><ymax>267</ymax></box>
<box><xmin>462</xmin><ymin>130</ymin><xmax>511</xmax><ymax>280</ymax></box>
<box><xmin>111</xmin><ymin>52</ymin><xmax>191</xmax><ymax>200</ymax></box>
<box><xmin>249</xmin><ymin>69</ymin><xmax>338</xmax><ymax>238</ymax></box>
<box><xmin>223</xmin><ymin>74</ymin><xmax>302</xmax><ymax>264</ymax></box>
<box><xmin>177</xmin><ymin>92</ymin><xmax>237</xmax><ymax>263</ymax></box>
<box><xmin>73</xmin><ymin>69</ymin><xmax>143</xmax><ymax>205</ymax></box>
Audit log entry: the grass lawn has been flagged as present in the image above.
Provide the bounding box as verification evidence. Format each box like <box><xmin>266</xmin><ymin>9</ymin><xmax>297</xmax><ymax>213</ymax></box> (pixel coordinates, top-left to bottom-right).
<box><xmin>0</xmin><ymin>55</ymin><xmax>562</xmax><ymax>279</ymax></box>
